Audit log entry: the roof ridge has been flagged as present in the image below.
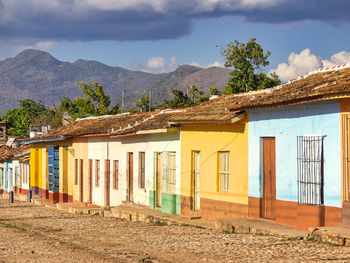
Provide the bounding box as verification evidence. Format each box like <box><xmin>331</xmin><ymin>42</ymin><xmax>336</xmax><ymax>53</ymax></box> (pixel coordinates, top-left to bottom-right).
<box><xmin>287</xmin><ymin>62</ymin><xmax>350</xmax><ymax>84</ymax></box>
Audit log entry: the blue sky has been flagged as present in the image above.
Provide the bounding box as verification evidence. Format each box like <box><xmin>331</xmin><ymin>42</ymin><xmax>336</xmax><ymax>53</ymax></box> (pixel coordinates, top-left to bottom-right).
<box><xmin>1</xmin><ymin>0</ymin><xmax>350</xmax><ymax>82</ymax></box>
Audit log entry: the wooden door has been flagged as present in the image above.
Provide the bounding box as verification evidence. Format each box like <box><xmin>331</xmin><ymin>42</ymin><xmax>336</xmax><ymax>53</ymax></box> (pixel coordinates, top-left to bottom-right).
<box><xmin>128</xmin><ymin>153</ymin><xmax>133</xmax><ymax>202</ymax></box>
<box><xmin>156</xmin><ymin>153</ymin><xmax>162</xmax><ymax>207</ymax></box>
<box><xmin>261</xmin><ymin>137</ymin><xmax>276</xmax><ymax>220</ymax></box>
<box><xmin>89</xmin><ymin>159</ymin><xmax>93</xmax><ymax>204</ymax></box>
<box><xmin>193</xmin><ymin>151</ymin><xmax>200</xmax><ymax>211</ymax></box>
<box><xmin>79</xmin><ymin>159</ymin><xmax>83</xmax><ymax>202</ymax></box>
<box><xmin>105</xmin><ymin>160</ymin><xmax>110</xmax><ymax>207</ymax></box>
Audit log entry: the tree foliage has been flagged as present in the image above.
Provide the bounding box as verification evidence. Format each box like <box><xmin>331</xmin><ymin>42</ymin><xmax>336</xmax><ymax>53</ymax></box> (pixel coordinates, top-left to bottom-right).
<box><xmin>158</xmin><ymin>86</ymin><xmax>210</xmax><ymax>109</ymax></box>
<box><xmin>221</xmin><ymin>38</ymin><xmax>280</xmax><ymax>94</ymax></box>
<box><xmin>208</xmin><ymin>86</ymin><xmax>220</xmax><ymax>96</ymax></box>
<box><xmin>1</xmin><ymin>99</ymin><xmax>55</xmax><ymax>138</ymax></box>
<box><xmin>59</xmin><ymin>81</ymin><xmax>119</xmax><ymax>119</ymax></box>
<box><xmin>136</xmin><ymin>95</ymin><xmax>150</xmax><ymax>112</ymax></box>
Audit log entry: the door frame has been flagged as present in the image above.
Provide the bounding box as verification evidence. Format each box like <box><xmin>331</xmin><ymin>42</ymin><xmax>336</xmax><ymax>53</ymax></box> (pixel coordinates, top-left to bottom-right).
<box><xmin>105</xmin><ymin>160</ymin><xmax>110</xmax><ymax>207</ymax></box>
<box><xmin>89</xmin><ymin>159</ymin><xmax>93</xmax><ymax>204</ymax></box>
<box><xmin>260</xmin><ymin>137</ymin><xmax>276</xmax><ymax>220</ymax></box>
<box><xmin>192</xmin><ymin>151</ymin><xmax>200</xmax><ymax>211</ymax></box>
<box><xmin>79</xmin><ymin>159</ymin><xmax>83</xmax><ymax>202</ymax></box>
<box><xmin>127</xmin><ymin>153</ymin><xmax>134</xmax><ymax>202</ymax></box>
<box><xmin>155</xmin><ymin>152</ymin><xmax>162</xmax><ymax>208</ymax></box>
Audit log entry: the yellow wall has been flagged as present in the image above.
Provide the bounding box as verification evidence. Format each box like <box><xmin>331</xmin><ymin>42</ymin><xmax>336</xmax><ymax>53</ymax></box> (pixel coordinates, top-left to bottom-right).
<box><xmin>72</xmin><ymin>137</ymin><xmax>89</xmax><ymax>202</ymax></box>
<box><xmin>180</xmin><ymin>120</ymin><xmax>248</xmax><ymax>205</ymax></box>
<box><xmin>29</xmin><ymin>140</ymin><xmax>73</xmax><ymax>195</ymax></box>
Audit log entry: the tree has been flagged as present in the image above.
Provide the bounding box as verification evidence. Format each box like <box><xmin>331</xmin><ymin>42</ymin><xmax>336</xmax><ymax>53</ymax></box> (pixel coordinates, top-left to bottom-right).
<box><xmin>1</xmin><ymin>99</ymin><xmax>55</xmax><ymax>137</ymax></box>
<box><xmin>158</xmin><ymin>89</ymin><xmax>194</xmax><ymax>109</ymax></box>
<box><xmin>136</xmin><ymin>95</ymin><xmax>150</xmax><ymax>112</ymax></box>
<box><xmin>189</xmin><ymin>85</ymin><xmax>204</xmax><ymax>102</ymax></box>
<box><xmin>220</xmin><ymin>38</ymin><xmax>280</xmax><ymax>94</ymax></box>
<box><xmin>60</xmin><ymin>81</ymin><xmax>119</xmax><ymax>119</ymax></box>
<box><xmin>208</xmin><ymin>86</ymin><xmax>220</xmax><ymax>96</ymax></box>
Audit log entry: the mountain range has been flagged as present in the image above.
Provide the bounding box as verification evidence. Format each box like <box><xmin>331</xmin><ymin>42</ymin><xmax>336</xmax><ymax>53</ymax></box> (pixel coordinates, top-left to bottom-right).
<box><xmin>0</xmin><ymin>49</ymin><xmax>231</xmax><ymax>113</ymax></box>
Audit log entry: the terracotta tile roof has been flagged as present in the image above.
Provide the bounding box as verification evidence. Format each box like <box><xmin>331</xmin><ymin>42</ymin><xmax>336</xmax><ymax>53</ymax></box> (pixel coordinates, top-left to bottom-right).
<box><xmin>0</xmin><ymin>144</ymin><xmax>30</xmax><ymax>161</ymax></box>
<box><xmin>169</xmin><ymin>92</ymin><xmax>261</xmax><ymax>122</ymax></box>
<box><xmin>24</xmin><ymin>111</ymin><xmax>182</xmax><ymax>141</ymax></box>
<box><xmin>228</xmin><ymin>66</ymin><xmax>350</xmax><ymax>111</ymax></box>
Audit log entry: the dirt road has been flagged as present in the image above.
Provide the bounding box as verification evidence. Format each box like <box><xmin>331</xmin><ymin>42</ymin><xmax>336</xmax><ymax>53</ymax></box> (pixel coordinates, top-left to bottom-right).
<box><xmin>0</xmin><ymin>200</ymin><xmax>349</xmax><ymax>262</ymax></box>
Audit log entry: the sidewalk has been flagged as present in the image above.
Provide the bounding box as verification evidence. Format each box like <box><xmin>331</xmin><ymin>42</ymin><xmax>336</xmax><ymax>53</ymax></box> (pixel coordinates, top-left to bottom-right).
<box><xmin>9</xmin><ymin>194</ymin><xmax>350</xmax><ymax>246</ymax></box>
<box><xmin>29</xmin><ymin>197</ymin><xmax>307</xmax><ymax>239</ymax></box>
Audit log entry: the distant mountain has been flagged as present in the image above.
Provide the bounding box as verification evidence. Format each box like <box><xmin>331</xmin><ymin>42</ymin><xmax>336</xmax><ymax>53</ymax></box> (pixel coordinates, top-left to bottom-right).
<box><xmin>0</xmin><ymin>49</ymin><xmax>231</xmax><ymax>113</ymax></box>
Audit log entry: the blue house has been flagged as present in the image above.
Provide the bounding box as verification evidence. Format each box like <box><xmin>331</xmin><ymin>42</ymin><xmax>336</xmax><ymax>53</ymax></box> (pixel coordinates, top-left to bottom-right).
<box><xmin>228</xmin><ymin>65</ymin><xmax>350</xmax><ymax>230</ymax></box>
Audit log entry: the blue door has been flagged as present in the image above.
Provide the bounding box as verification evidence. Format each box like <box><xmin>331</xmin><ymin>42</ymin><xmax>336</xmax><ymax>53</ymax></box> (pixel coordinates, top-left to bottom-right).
<box><xmin>48</xmin><ymin>146</ymin><xmax>59</xmax><ymax>192</ymax></box>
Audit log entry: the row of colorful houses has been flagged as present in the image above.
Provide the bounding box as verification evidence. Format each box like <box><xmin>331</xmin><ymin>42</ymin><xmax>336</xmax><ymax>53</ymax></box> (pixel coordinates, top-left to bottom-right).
<box><xmin>3</xmin><ymin>64</ymin><xmax>350</xmax><ymax>231</ymax></box>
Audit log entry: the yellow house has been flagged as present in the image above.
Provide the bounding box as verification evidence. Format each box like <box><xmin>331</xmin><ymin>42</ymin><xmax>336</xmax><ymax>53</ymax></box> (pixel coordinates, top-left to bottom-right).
<box><xmin>28</xmin><ymin>139</ymin><xmax>73</xmax><ymax>203</ymax></box>
<box><xmin>171</xmin><ymin>94</ymin><xmax>253</xmax><ymax>220</ymax></box>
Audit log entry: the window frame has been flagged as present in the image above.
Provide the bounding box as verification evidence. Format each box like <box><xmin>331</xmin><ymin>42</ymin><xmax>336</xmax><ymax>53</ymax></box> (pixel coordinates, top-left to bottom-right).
<box><xmin>138</xmin><ymin>152</ymin><xmax>146</xmax><ymax>189</ymax></box>
<box><xmin>113</xmin><ymin>160</ymin><xmax>119</xmax><ymax>190</ymax></box>
<box><xmin>74</xmin><ymin>159</ymin><xmax>79</xmax><ymax>185</ymax></box>
<box><xmin>297</xmin><ymin>136</ymin><xmax>324</xmax><ymax>205</ymax></box>
<box><xmin>219</xmin><ymin>151</ymin><xmax>230</xmax><ymax>192</ymax></box>
<box><xmin>95</xmin><ymin>160</ymin><xmax>100</xmax><ymax>187</ymax></box>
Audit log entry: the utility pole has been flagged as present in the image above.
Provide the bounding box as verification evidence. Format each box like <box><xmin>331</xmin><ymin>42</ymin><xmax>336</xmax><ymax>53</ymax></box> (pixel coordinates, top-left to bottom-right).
<box><xmin>121</xmin><ymin>89</ymin><xmax>125</xmax><ymax>113</ymax></box>
<box><xmin>186</xmin><ymin>86</ymin><xmax>189</xmax><ymax>96</ymax></box>
<box><xmin>149</xmin><ymin>89</ymin><xmax>152</xmax><ymax>112</ymax></box>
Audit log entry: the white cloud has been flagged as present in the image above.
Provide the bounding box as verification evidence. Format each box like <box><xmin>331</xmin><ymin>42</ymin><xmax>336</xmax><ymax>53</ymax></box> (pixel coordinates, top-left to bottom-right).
<box><xmin>147</xmin><ymin>57</ymin><xmax>166</xmax><ymax>69</ymax></box>
<box><xmin>270</xmin><ymin>49</ymin><xmax>350</xmax><ymax>83</ymax></box>
<box><xmin>207</xmin><ymin>61</ymin><xmax>225</xmax><ymax>67</ymax></box>
<box><xmin>190</xmin><ymin>60</ymin><xmax>225</xmax><ymax>68</ymax></box>
<box><xmin>132</xmin><ymin>56</ymin><xmax>180</xmax><ymax>73</ymax></box>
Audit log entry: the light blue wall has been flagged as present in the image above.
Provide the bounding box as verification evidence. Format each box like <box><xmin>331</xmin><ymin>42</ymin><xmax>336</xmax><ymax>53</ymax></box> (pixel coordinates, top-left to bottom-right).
<box><xmin>248</xmin><ymin>100</ymin><xmax>341</xmax><ymax>207</ymax></box>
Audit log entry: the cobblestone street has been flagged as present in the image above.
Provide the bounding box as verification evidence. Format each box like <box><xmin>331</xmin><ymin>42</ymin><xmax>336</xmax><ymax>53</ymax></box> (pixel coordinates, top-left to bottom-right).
<box><xmin>0</xmin><ymin>200</ymin><xmax>350</xmax><ymax>263</ymax></box>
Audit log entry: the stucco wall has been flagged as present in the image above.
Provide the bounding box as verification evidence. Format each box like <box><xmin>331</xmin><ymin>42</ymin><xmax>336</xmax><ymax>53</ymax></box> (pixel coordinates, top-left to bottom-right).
<box><xmin>248</xmin><ymin>100</ymin><xmax>341</xmax><ymax>207</ymax></box>
<box><xmin>180</xmin><ymin>122</ymin><xmax>248</xmax><ymax>205</ymax></box>
<box><xmin>149</xmin><ymin>130</ymin><xmax>181</xmax><ymax>214</ymax></box>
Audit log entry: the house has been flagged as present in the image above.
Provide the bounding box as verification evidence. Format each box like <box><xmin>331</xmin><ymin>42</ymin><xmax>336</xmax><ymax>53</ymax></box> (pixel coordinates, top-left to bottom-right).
<box><xmin>169</xmin><ymin>94</ymin><xmax>252</xmax><ymax>220</ymax></box>
<box><xmin>227</xmin><ymin>64</ymin><xmax>350</xmax><ymax>230</ymax></box>
<box><xmin>0</xmin><ymin>141</ymin><xmax>30</xmax><ymax>199</ymax></box>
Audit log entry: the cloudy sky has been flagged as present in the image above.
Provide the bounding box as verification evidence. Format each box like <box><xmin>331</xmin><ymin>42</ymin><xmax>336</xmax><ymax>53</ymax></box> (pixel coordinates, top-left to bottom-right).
<box><xmin>1</xmin><ymin>0</ymin><xmax>350</xmax><ymax>82</ymax></box>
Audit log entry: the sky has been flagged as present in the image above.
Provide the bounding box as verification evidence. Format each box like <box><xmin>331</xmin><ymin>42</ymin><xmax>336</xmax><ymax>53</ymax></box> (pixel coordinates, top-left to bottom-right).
<box><xmin>1</xmin><ymin>0</ymin><xmax>350</xmax><ymax>82</ymax></box>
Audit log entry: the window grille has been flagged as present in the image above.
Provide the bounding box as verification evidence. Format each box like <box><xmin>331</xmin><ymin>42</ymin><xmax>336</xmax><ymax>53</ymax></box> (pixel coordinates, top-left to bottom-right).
<box><xmin>297</xmin><ymin>136</ymin><xmax>324</xmax><ymax>205</ymax></box>
<box><xmin>219</xmin><ymin>152</ymin><xmax>230</xmax><ymax>192</ymax></box>
<box><xmin>167</xmin><ymin>152</ymin><xmax>176</xmax><ymax>194</ymax></box>
<box><xmin>113</xmin><ymin>160</ymin><xmax>119</xmax><ymax>190</ymax></box>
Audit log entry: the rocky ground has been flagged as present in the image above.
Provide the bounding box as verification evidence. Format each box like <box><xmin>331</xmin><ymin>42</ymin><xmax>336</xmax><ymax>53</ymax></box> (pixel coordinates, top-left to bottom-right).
<box><xmin>0</xmin><ymin>200</ymin><xmax>349</xmax><ymax>263</ymax></box>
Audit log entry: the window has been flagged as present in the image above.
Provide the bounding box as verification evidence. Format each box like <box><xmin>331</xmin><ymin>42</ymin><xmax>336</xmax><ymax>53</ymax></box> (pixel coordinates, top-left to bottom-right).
<box><xmin>219</xmin><ymin>152</ymin><xmax>230</xmax><ymax>192</ymax></box>
<box><xmin>164</xmin><ymin>152</ymin><xmax>176</xmax><ymax>194</ymax></box>
<box><xmin>15</xmin><ymin>166</ymin><xmax>19</xmax><ymax>186</ymax></box>
<box><xmin>139</xmin><ymin>152</ymin><xmax>145</xmax><ymax>189</ymax></box>
<box><xmin>113</xmin><ymin>160</ymin><xmax>119</xmax><ymax>190</ymax></box>
<box><xmin>95</xmin><ymin>160</ymin><xmax>100</xmax><ymax>187</ymax></box>
<box><xmin>0</xmin><ymin>168</ymin><xmax>3</xmax><ymax>187</ymax></box>
<box><xmin>297</xmin><ymin>136</ymin><xmax>324</xmax><ymax>205</ymax></box>
<box><xmin>74</xmin><ymin>159</ymin><xmax>78</xmax><ymax>185</ymax></box>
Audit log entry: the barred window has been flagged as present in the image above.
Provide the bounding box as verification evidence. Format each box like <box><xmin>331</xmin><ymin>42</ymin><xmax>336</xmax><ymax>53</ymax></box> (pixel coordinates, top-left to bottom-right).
<box><xmin>297</xmin><ymin>136</ymin><xmax>324</xmax><ymax>205</ymax></box>
<box><xmin>162</xmin><ymin>152</ymin><xmax>176</xmax><ymax>194</ymax></box>
<box><xmin>219</xmin><ymin>152</ymin><xmax>230</xmax><ymax>192</ymax></box>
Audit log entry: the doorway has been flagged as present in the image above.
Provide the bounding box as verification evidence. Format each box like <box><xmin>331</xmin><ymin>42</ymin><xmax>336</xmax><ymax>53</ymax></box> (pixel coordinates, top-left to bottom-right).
<box><xmin>261</xmin><ymin>137</ymin><xmax>276</xmax><ymax>220</ymax></box>
<box><xmin>155</xmin><ymin>153</ymin><xmax>162</xmax><ymax>207</ymax></box>
<box><xmin>105</xmin><ymin>160</ymin><xmax>110</xmax><ymax>207</ymax></box>
<box><xmin>127</xmin><ymin>153</ymin><xmax>133</xmax><ymax>202</ymax></box>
